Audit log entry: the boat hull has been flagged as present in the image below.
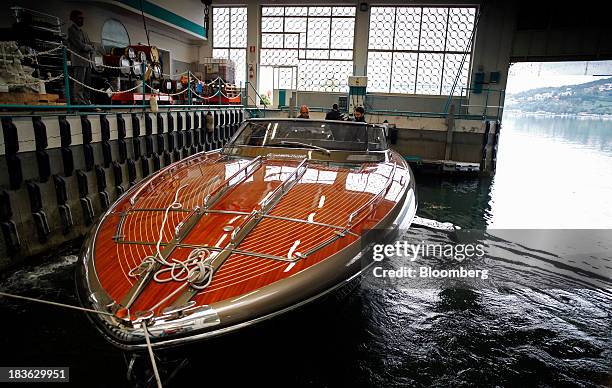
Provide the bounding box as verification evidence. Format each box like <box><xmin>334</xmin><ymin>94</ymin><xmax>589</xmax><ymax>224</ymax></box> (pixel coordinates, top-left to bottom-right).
<box><xmin>76</xmin><ymin>147</ymin><xmax>416</xmax><ymax>350</ymax></box>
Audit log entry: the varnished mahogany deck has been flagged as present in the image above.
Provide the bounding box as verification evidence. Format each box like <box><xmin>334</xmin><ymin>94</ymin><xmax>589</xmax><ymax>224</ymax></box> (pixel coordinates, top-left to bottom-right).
<box><xmin>93</xmin><ymin>151</ymin><xmax>409</xmax><ymax>318</ymax></box>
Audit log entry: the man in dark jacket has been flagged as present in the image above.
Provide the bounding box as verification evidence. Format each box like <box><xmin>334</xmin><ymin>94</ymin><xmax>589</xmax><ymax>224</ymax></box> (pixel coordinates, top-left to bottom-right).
<box><xmin>68</xmin><ymin>10</ymin><xmax>94</xmax><ymax>105</ymax></box>
<box><xmin>325</xmin><ymin>104</ymin><xmax>343</xmax><ymax>121</ymax></box>
<box><xmin>353</xmin><ymin>106</ymin><xmax>366</xmax><ymax>122</ymax></box>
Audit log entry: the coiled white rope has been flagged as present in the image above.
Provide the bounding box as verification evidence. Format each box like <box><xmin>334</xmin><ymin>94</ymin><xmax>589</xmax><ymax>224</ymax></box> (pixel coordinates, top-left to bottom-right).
<box><xmin>128</xmin><ymin>184</ymin><xmax>215</xmax><ymax>290</ymax></box>
<box><xmin>152</xmin><ymin>249</ymin><xmax>213</xmax><ymax>288</ymax></box>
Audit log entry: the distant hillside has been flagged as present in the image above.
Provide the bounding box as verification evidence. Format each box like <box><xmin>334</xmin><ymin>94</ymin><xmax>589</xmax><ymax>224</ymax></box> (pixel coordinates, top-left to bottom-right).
<box><xmin>505</xmin><ymin>77</ymin><xmax>612</xmax><ymax>115</ymax></box>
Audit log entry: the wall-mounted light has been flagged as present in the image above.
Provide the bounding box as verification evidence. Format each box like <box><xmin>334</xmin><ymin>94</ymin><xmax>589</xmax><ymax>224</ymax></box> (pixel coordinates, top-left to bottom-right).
<box><xmin>359</xmin><ymin>2</ymin><xmax>368</xmax><ymax>12</ymax></box>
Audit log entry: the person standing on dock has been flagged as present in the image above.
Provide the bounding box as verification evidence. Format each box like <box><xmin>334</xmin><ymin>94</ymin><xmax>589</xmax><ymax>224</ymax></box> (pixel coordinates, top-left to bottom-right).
<box><xmin>325</xmin><ymin>103</ymin><xmax>344</xmax><ymax>121</ymax></box>
<box><xmin>68</xmin><ymin>10</ymin><xmax>94</xmax><ymax>105</ymax></box>
<box><xmin>297</xmin><ymin>105</ymin><xmax>310</xmax><ymax>119</ymax></box>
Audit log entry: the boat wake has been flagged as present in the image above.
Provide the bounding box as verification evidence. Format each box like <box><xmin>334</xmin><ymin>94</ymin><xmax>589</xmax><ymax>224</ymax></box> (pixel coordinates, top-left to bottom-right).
<box><xmin>0</xmin><ymin>219</ymin><xmax>610</xmax><ymax>387</ymax></box>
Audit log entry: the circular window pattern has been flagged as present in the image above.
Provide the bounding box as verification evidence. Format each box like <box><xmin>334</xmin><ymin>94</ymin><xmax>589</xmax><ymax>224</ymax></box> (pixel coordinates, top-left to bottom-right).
<box><xmin>101</xmin><ymin>19</ymin><xmax>130</xmax><ymax>52</ymax></box>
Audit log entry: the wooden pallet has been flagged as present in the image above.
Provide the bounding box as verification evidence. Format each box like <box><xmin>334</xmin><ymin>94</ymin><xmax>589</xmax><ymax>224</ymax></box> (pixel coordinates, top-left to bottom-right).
<box><xmin>223</xmin><ymin>84</ymin><xmax>241</xmax><ymax>98</ymax></box>
<box><xmin>0</xmin><ymin>92</ymin><xmax>62</xmax><ymax>105</ymax></box>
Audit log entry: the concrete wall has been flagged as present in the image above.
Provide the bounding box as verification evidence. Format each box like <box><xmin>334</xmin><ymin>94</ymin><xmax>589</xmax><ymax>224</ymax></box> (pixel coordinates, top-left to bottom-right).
<box><xmin>467</xmin><ymin>0</ymin><xmax>516</xmax><ymax>117</ymax></box>
<box><xmin>510</xmin><ymin>2</ymin><xmax>612</xmax><ymax>62</ymax></box>
<box><xmin>0</xmin><ymin>106</ymin><xmax>243</xmax><ymax>269</ymax></box>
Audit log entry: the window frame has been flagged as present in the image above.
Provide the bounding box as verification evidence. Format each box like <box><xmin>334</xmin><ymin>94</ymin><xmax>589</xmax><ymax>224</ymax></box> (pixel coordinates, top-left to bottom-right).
<box><xmin>259</xmin><ymin>6</ymin><xmax>357</xmax><ymax>93</ymax></box>
<box><xmin>366</xmin><ymin>5</ymin><xmax>477</xmax><ymax>96</ymax></box>
<box><xmin>212</xmin><ymin>6</ymin><xmax>248</xmax><ymax>85</ymax></box>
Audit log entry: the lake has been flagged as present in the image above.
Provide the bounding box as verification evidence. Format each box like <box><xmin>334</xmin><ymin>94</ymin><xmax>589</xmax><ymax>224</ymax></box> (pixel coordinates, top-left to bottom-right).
<box><xmin>0</xmin><ymin>113</ymin><xmax>610</xmax><ymax>387</ymax></box>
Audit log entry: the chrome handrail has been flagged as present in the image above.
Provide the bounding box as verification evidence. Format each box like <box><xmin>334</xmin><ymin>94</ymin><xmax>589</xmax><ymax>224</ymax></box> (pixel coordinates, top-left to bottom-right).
<box><xmin>129</xmin><ymin>150</ymin><xmax>222</xmax><ymax>206</ymax></box>
<box><xmin>346</xmin><ymin>162</ymin><xmax>397</xmax><ymax>228</ymax></box>
<box><xmin>230</xmin><ymin>158</ymin><xmax>308</xmax><ymax>244</ymax></box>
<box><xmin>260</xmin><ymin>158</ymin><xmax>308</xmax><ymax>212</ymax></box>
<box><xmin>203</xmin><ymin>155</ymin><xmax>263</xmax><ymax>209</ymax></box>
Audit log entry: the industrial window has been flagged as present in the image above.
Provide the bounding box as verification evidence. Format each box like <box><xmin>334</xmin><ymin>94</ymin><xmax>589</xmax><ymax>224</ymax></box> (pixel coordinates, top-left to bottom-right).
<box><xmin>260</xmin><ymin>6</ymin><xmax>356</xmax><ymax>92</ymax></box>
<box><xmin>212</xmin><ymin>7</ymin><xmax>247</xmax><ymax>86</ymax></box>
<box><xmin>367</xmin><ymin>6</ymin><xmax>476</xmax><ymax>95</ymax></box>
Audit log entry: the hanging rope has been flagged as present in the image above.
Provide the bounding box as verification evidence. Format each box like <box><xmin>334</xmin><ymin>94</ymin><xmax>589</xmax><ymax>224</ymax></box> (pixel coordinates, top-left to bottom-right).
<box><xmin>190</xmin><ymin>73</ymin><xmax>226</xmax><ymax>87</ymax></box>
<box><xmin>65</xmin><ymin>47</ymin><xmax>140</xmax><ymax>70</ymax></box>
<box><xmin>0</xmin><ymin>44</ymin><xmax>64</xmax><ymax>59</ymax></box>
<box><xmin>190</xmin><ymin>87</ymin><xmax>220</xmax><ymax>100</ymax></box>
<box><xmin>0</xmin><ymin>290</ymin><xmax>163</xmax><ymax>387</ymax></box>
<box><xmin>217</xmin><ymin>88</ymin><xmax>240</xmax><ymax>100</ymax></box>
<box><xmin>69</xmin><ymin>76</ymin><xmax>143</xmax><ymax>95</ymax></box>
<box><xmin>160</xmin><ymin>70</ymin><xmax>189</xmax><ymax>79</ymax></box>
<box><xmin>145</xmin><ymin>83</ymin><xmax>188</xmax><ymax>96</ymax></box>
<box><xmin>0</xmin><ymin>73</ymin><xmax>64</xmax><ymax>88</ymax></box>
<box><xmin>142</xmin><ymin>321</ymin><xmax>163</xmax><ymax>388</ymax></box>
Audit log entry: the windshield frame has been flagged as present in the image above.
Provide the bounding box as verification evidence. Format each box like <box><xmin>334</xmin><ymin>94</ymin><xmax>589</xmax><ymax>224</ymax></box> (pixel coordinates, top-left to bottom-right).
<box><xmin>225</xmin><ymin>118</ymin><xmax>388</xmax><ymax>154</ymax></box>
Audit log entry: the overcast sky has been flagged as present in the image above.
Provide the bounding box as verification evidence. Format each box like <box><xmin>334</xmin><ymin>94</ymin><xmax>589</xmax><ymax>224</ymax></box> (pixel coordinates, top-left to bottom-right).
<box><xmin>506</xmin><ymin>60</ymin><xmax>612</xmax><ymax>94</ymax></box>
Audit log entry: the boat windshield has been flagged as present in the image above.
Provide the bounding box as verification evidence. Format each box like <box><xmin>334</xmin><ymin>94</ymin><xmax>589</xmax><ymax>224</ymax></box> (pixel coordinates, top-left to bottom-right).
<box><xmin>230</xmin><ymin>120</ymin><xmax>388</xmax><ymax>152</ymax></box>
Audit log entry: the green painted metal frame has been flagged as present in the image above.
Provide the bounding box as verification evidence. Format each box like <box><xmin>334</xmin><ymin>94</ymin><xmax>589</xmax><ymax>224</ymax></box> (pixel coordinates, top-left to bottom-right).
<box><xmin>0</xmin><ymin>54</ymin><xmax>244</xmax><ymax>115</ymax></box>
<box><xmin>271</xmin><ymin>105</ymin><xmax>499</xmax><ymax>121</ymax></box>
<box><xmin>458</xmin><ymin>87</ymin><xmax>506</xmax><ymax>122</ymax></box>
<box><xmin>62</xmin><ymin>46</ymin><xmax>71</xmax><ymax>110</ymax></box>
<box><xmin>0</xmin><ymin>105</ymin><xmax>244</xmax><ymax>118</ymax></box>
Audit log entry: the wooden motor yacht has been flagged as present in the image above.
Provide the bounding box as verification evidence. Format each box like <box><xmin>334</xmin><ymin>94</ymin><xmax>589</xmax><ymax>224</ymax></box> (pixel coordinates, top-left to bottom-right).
<box><xmin>77</xmin><ymin>118</ymin><xmax>417</xmax><ymax>349</ymax></box>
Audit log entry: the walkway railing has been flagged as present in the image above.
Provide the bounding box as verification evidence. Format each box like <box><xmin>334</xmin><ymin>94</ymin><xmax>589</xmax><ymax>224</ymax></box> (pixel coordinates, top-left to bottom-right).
<box><xmin>269</xmin><ymin>105</ymin><xmax>503</xmax><ymax>122</ymax></box>
<box><xmin>1</xmin><ymin>43</ymin><xmax>504</xmax><ymax>122</ymax></box>
<box><xmin>458</xmin><ymin>87</ymin><xmax>505</xmax><ymax>122</ymax></box>
<box><xmin>240</xmin><ymin>81</ymin><xmax>268</xmax><ymax>118</ymax></box>
<box><xmin>0</xmin><ymin>45</ymin><xmax>244</xmax><ymax>113</ymax></box>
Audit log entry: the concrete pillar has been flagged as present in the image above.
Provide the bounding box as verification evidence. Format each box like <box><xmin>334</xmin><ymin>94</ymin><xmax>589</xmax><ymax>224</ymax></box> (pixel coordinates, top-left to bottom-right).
<box><xmin>353</xmin><ymin>5</ymin><xmax>370</xmax><ymax>77</ymax></box>
<box><xmin>468</xmin><ymin>0</ymin><xmax>517</xmax><ymax>117</ymax></box>
<box><xmin>246</xmin><ymin>2</ymin><xmax>261</xmax><ymax>106</ymax></box>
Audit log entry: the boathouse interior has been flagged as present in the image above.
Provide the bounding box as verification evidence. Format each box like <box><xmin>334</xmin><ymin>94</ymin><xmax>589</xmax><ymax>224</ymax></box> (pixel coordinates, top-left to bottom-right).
<box><xmin>0</xmin><ymin>0</ymin><xmax>610</xmax><ymax>264</ymax></box>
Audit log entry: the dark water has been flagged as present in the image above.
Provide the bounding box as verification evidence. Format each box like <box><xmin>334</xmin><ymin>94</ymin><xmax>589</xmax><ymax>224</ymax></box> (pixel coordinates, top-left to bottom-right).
<box><xmin>1</xmin><ymin>113</ymin><xmax>611</xmax><ymax>387</ymax></box>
